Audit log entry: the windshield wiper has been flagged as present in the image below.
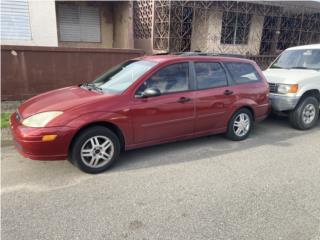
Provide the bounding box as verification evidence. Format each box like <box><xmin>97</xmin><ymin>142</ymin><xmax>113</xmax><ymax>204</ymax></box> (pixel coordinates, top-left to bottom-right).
<box><xmin>270</xmin><ymin>65</ymin><xmax>283</xmax><ymax>69</ymax></box>
<box><xmin>288</xmin><ymin>66</ymin><xmax>320</xmax><ymax>71</ymax></box>
<box><xmin>289</xmin><ymin>66</ymin><xmax>308</xmax><ymax>69</ymax></box>
<box><xmin>81</xmin><ymin>83</ymin><xmax>103</xmax><ymax>92</ymax></box>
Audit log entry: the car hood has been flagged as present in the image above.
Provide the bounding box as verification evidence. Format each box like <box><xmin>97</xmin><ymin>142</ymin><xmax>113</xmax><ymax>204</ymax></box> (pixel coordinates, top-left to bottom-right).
<box><xmin>18</xmin><ymin>86</ymin><xmax>112</xmax><ymax>118</ymax></box>
<box><xmin>263</xmin><ymin>68</ymin><xmax>320</xmax><ymax>84</ymax></box>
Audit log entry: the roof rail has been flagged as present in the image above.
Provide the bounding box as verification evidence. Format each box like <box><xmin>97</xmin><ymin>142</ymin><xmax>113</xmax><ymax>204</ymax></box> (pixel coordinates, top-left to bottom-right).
<box><xmin>154</xmin><ymin>51</ymin><xmax>246</xmax><ymax>58</ymax></box>
<box><xmin>153</xmin><ymin>52</ymin><xmax>170</xmax><ymax>55</ymax></box>
<box><xmin>175</xmin><ymin>52</ymin><xmax>246</xmax><ymax>58</ymax></box>
<box><xmin>153</xmin><ymin>51</ymin><xmax>246</xmax><ymax>58</ymax></box>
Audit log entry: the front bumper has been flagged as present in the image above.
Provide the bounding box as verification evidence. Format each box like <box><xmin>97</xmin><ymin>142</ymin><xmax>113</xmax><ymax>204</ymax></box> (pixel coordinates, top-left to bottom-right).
<box><xmin>269</xmin><ymin>94</ymin><xmax>299</xmax><ymax>112</ymax></box>
<box><xmin>10</xmin><ymin>113</ymin><xmax>76</xmax><ymax>160</ymax></box>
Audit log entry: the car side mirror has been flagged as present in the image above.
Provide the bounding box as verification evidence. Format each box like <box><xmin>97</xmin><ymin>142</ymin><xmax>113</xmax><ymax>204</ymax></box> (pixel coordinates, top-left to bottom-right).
<box><xmin>141</xmin><ymin>88</ymin><xmax>161</xmax><ymax>98</ymax></box>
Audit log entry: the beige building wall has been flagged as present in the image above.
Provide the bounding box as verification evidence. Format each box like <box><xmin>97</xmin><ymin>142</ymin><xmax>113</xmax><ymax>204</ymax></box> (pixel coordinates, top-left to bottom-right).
<box><xmin>113</xmin><ymin>1</ymin><xmax>134</xmax><ymax>49</ymax></box>
<box><xmin>191</xmin><ymin>10</ymin><xmax>264</xmax><ymax>55</ymax></box>
<box><xmin>58</xmin><ymin>2</ymin><xmax>114</xmax><ymax>48</ymax></box>
<box><xmin>134</xmin><ymin>39</ymin><xmax>153</xmax><ymax>54</ymax></box>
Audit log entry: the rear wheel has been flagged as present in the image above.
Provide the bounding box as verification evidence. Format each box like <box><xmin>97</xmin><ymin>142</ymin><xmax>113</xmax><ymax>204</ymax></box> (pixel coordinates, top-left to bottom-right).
<box><xmin>70</xmin><ymin>126</ymin><xmax>120</xmax><ymax>173</ymax></box>
<box><xmin>289</xmin><ymin>96</ymin><xmax>319</xmax><ymax>130</ymax></box>
<box><xmin>226</xmin><ymin>108</ymin><xmax>253</xmax><ymax>141</ymax></box>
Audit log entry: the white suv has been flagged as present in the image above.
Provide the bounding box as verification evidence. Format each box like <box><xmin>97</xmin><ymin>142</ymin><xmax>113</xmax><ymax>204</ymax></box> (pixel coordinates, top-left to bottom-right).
<box><xmin>263</xmin><ymin>44</ymin><xmax>320</xmax><ymax>130</ymax></box>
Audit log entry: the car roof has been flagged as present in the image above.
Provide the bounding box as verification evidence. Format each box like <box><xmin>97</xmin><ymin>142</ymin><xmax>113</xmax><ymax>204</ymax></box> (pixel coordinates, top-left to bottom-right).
<box><xmin>286</xmin><ymin>44</ymin><xmax>320</xmax><ymax>51</ymax></box>
<box><xmin>138</xmin><ymin>54</ymin><xmax>254</xmax><ymax>64</ymax></box>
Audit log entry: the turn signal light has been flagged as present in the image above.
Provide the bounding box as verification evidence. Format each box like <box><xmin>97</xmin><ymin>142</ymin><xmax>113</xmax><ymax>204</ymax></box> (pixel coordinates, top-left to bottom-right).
<box><xmin>290</xmin><ymin>84</ymin><xmax>299</xmax><ymax>93</ymax></box>
<box><xmin>42</xmin><ymin>135</ymin><xmax>57</xmax><ymax>142</ymax></box>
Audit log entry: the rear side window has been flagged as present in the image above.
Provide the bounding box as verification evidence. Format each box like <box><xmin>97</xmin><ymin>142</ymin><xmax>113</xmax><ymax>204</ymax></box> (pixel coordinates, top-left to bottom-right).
<box><xmin>225</xmin><ymin>62</ymin><xmax>261</xmax><ymax>84</ymax></box>
<box><xmin>194</xmin><ymin>62</ymin><xmax>228</xmax><ymax>90</ymax></box>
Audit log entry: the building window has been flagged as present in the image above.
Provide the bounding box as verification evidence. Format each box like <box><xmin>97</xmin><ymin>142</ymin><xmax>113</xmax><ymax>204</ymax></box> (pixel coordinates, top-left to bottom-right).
<box><xmin>0</xmin><ymin>0</ymin><xmax>31</xmax><ymax>40</ymax></box>
<box><xmin>221</xmin><ymin>12</ymin><xmax>251</xmax><ymax>45</ymax></box>
<box><xmin>57</xmin><ymin>3</ymin><xmax>101</xmax><ymax>42</ymax></box>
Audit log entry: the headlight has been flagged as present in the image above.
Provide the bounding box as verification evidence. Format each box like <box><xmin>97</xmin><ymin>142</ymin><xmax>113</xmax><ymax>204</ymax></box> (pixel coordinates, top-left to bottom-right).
<box><xmin>22</xmin><ymin>111</ymin><xmax>63</xmax><ymax>127</ymax></box>
<box><xmin>277</xmin><ymin>84</ymin><xmax>298</xmax><ymax>94</ymax></box>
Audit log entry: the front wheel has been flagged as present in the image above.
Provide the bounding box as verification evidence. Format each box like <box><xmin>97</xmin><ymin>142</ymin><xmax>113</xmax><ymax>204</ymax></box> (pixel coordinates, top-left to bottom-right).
<box><xmin>289</xmin><ymin>96</ymin><xmax>319</xmax><ymax>130</ymax></box>
<box><xmin>226</xmin><ymin>109</ymin><xmax>253</xmax><ymax>141</ymax></box>
<box><xmin>70</xmin><ymin>126</ymin><xmax>120</xmax><ymax>174</ymax></box>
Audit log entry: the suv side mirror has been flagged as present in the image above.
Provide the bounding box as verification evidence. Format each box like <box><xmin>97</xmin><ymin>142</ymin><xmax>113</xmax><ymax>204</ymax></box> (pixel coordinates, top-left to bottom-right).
<box><xmin>141</xmin><ymin>88</ymin><xmax>161</xmax><ymax>98</ymax></box>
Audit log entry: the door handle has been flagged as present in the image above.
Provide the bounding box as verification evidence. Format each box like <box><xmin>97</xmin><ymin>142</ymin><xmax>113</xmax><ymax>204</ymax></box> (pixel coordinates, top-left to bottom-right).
<box><xmin>177</xmin><ymin>97</ymin><xmax>191</xmax><ymax>103</ymax></box>
<box><xmin>224</xmin><ymin>90</ymin><xmax>234</xmax><ymax>96</ymax></box>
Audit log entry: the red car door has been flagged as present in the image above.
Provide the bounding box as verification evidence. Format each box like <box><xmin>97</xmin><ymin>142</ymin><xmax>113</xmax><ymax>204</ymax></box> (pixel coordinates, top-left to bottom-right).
<box><xmin>193</xmin><ymin>61</ymin><xmax>236</xmax><ymax>133</ymax></box>
<box><xmin>130</xmin><ymin>62</ymin><xmax>195</xmax><ymax>144</ymax></box>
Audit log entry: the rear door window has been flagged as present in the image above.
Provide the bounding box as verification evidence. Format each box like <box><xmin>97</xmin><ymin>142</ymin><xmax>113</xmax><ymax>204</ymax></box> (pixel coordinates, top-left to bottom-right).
<box><xmin>194</xmin><ymin>62</ymin><xmax>228</xmax><ymax>90</ymax></box>
<box><xmin>225</xmin><ymin>62</ymin><xmax>261</xmax><ymax>84</ymax></box>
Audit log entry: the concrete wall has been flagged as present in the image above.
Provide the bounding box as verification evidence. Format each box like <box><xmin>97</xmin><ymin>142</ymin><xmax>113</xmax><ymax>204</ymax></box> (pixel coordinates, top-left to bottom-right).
<box><xmin>1</xmin><ymin>46</ymin><xmax>144</xmax><ymax>100</ymax></box>
<box><xmin>190</xmin><ymin>10</ymin><xmax>264</xmax><ymax>55</ymax></box>
<box><xmin>1</xmin><ymin>0</ymin><xmax>58</xmax><ymax>47</ymax></box>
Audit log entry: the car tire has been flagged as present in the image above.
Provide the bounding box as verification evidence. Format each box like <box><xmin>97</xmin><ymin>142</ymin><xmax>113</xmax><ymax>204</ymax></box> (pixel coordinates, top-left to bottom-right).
<box><xmin>289</xmin><ymin>96</ymin><xmax>319</xmax><ymax>130</ymax></box>
<box><xmin>226</xmin><ymin>108</ymin><xmax>253</xmax><ymax>141</ymax></box>
<box><xmin>70</xmin><ymin>126</ymin><xmax>120</xmax><ymax>174</ymax></box>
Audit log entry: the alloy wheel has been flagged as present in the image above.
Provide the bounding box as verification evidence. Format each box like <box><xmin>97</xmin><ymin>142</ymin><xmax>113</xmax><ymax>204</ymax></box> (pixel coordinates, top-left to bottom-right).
<box><xmin>80</xmin><ymin>136</ymin><xmax>114</xmax><ymax>168</ymax></box>
<box><xmin>233</xmin><ymin>113</ymin><xmax>250</xmax><ymax>137</ymax></box>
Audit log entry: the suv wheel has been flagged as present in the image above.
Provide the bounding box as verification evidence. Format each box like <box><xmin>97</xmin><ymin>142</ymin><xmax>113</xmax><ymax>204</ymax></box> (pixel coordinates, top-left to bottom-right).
<box><xmin>70</xmin><ymin>126</ymin><xmax>120</xmax><ymax>173</ymax></box>
<box><xmin>289</xmin><ymin>96</ymin><xmax>319</xmax><ymax>130</ymax></box>
<box><xmin>226</xmin><ymin>108</ymin><xmax>253</xmax><ymax>141</ymax></box>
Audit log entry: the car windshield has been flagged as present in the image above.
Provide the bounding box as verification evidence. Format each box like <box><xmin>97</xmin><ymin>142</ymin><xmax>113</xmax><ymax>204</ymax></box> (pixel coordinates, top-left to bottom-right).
<box><xmin>89</xmin><ymin>60</ymin><xmax>157</xmax><ymax>93</ymax></box>
<box><xmin>270</xmin><ymin>49</ymin><xmax>320</xmax><ymax>70</ymax></box>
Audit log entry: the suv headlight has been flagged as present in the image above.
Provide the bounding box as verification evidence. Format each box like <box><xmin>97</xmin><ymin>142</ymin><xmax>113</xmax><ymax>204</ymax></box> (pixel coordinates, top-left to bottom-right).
<box><xmin>22</xmin><ymin>111</ymin><xmax>63</xmax><ymax>127</ymax></box>
<box><xmin>277</xmin><ymin>84</ymin><xmax>298</xmax><ymax>94</ymax></box>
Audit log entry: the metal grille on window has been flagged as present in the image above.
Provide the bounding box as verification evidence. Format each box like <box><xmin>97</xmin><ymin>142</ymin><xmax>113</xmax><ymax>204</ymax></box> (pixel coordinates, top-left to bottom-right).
<box><xmin>151</xmin><ymin>1</ymin><xmax>320</xmax><ymax>70</ymax></box>
<box><xmin>58</xmin><ymin>3</ymin><xmax>100</xmax><ymax>42</ymax></box>
<box><xmin>133</xmin><ymin>0</ymin><xmax>153</xmax><ymax>39</ymax></box>
<box><xmin>221</xmin><ymin>12</ymin><xmax>251</xmax><ymax>45</ymax></box>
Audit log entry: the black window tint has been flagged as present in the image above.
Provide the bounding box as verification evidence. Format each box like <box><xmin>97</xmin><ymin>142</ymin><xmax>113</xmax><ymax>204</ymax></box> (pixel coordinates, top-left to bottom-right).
<box><xmin>225</xmin><ymin>62</ymin><xmax>261</xmax><ymax>84</ymax></box>
<box><xmin>195</xmin><ymin>62</ymin><xmax>228</xmax><ymax>90</ymax></box>
<box><xmin>137</xmin><ymin>63</ymin><xmax>189</xmax><ymax>95</ymax></box>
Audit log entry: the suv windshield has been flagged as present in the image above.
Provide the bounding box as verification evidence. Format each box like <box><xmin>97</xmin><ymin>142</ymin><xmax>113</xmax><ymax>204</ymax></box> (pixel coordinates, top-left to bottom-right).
<box><xmin>270</xmin><ymin>49</ymin><xmax>320</xmax><ymax>70</ymax></box>
<box><xmin>89</xmin><ymin>60</ymin><xmax>157</xmax><ymax>93</ymax></box>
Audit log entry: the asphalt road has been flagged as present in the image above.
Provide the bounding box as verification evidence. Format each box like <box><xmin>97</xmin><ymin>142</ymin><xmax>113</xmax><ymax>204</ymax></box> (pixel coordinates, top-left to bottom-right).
<box><xmin>2</xmin><ymin>116</ymin><xmax>320</xmax><ymax>240</ymax></box>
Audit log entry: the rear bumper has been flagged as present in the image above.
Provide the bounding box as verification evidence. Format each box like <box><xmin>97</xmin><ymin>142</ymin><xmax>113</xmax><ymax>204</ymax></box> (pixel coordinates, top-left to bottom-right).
<box><xmin>10</xmin><ymin>113</ymin><xmax>76</xmax><ymax>161</ymax></box>
<box><xmin>254</xmin><ymin>102</ymin><xmax>271</xmax><ymax>122</ymax></box>
<box><xmin>269</xmin><ymin>94</ymin><xmax>299</xmax><ymax>112</ymax></box>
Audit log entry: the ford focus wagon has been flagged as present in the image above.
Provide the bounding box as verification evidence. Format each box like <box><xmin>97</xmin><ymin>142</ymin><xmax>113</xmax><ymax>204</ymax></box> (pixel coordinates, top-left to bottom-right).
<box><xmin>10</xmin><ymin>54</ymin><xmax>270</xmax><ymax>173</ymax></box>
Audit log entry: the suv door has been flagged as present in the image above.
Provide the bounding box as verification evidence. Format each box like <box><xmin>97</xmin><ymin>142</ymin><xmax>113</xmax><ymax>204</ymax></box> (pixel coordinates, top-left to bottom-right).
<box><xmin>193</xmin><ymin>61</ymin><xmax>236</xmax><ymax>132</ymax></box>
<box><xmin>130</xmin><ymin>62</ymin><xmax>195</xmax><ymax>144</ymax></box>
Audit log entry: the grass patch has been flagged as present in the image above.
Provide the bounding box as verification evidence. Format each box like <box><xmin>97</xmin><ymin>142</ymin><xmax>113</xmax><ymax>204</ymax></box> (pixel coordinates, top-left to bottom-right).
<box><xmin>1</xmin><ymin>112</ymin><xmax>11</xmax><ymax>128</ymax></box>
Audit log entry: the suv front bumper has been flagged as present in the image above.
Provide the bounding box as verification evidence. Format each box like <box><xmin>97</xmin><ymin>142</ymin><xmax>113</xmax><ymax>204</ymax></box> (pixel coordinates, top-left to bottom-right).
<box><xmin>269</xmin><ymin>94</ymin><xmax>299</xmax><ymax>112</ymax></box>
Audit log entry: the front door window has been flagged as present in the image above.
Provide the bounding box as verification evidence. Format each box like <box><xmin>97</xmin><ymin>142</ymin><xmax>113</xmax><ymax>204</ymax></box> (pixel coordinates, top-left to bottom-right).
<box><xmin>136</xmin><ymin>62</ymin><xmax>189</xmax><ymax>97</ymax></box>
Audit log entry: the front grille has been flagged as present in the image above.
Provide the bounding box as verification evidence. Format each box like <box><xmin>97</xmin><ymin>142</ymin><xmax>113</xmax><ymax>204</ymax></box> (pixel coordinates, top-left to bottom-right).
<box><xmin>268</xmin><ymin>83</ymin><xmax>278</xmax><ymax>93</ymax></box>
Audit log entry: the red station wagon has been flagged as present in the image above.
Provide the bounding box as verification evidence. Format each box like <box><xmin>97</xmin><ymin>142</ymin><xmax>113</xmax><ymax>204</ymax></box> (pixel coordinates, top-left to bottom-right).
<box><xmin>10</xmin><ymin>54</ymin><xmax>270</xmax><ymax>173</ymax></box>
